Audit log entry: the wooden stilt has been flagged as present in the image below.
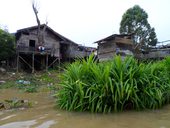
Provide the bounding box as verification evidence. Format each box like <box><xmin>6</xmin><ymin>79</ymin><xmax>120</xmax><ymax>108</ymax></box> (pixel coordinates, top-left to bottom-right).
<box><xmin>59</xmin><ymin>57</ymin><xmax>61</xmax><ymax>73</ymax></box>
<box><xmin>17</xmin><ymin>52</ymin><xmax>19</xmax><ymax>73</ymax></box>
<box><xmin>46</xmin><ymin>54</ymin><xmax>48</xmax><ymax>72</ymax></box>
<box><xmin>32</xmin><ymin>53</ymin><xmax>34</xmax><ymax>73</ymax></box>
<box><xmin>52</xmin><ymin>57</ymin><xmax>54</xmax><ymax>69</ymax></box>
<box><xmin>19</xmin><ymin>56</ymin><xmax>32</xmax><ymax>69</ymax></box>
<box><xmin>48</xmin><ymin>57</ymin><xmax>58</xmax><ymax>68</ymax></box>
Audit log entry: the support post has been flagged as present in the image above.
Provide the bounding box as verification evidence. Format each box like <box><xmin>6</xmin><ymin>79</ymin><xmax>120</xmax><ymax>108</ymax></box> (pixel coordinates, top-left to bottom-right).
<box><xmin>32</xmin><ymin>53</ymin><xmax>34</xmax><ymax>73</ymax></box>
<box><xmin>59</xmin><ymin>57</ymin><xmax>60</xmax><ymax>73</ymax></box>
<box><xmin>46</xmin><ymin>54</ymin><xmax>48</xmax><ymax>72</ymax></box>
<box><xmin>48</xmin><ymin>57</ymin><xmax>58</xmax><ymax>68</ymax></box>
<box><xmin>17</xmin><ymin>52</ymin><xmax>19</xmax><ymax>73</ymax></box>
<box><xmin>19</xmin><ymin>56</ymin><xmax>32</xmax><ymax>69</ymax></box>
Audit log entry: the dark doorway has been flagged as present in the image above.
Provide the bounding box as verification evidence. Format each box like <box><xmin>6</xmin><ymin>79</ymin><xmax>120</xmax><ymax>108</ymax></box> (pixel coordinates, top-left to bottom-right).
<box><xmin>60</xmin><ymin>44</ymin><xmax>69</xmax><ymax>61</ymax></box>
<box><xmin>29</xmin><ymin>40</ymin><xmax>36</xmax><ymax>47</ymax></box>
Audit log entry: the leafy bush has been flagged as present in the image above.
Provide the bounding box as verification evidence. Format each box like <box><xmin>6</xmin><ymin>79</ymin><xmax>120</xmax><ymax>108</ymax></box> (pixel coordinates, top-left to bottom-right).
<box><xmin>0</xmin><ymin>28</ymin><xmax>15</xmax><ymax>61</ymax></box>
<box><xmin>164</xmin><ymin>56</ymin><xmax>170</xmax><ymax>77</ymax></box>
<box><xmin>57</xmin><ymin>55</ymin><xmax>170</xmax><ymax>113</ymax></box>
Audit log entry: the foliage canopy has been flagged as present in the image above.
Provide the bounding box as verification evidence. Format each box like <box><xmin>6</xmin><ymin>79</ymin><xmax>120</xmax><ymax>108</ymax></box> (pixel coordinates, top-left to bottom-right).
<box><xmin>119</xmin><ymin>5</ymin><xmax>157</xmax><ymax>46</ymax></box>
<box><xmin>0</xmin><ymin>28</ymin><xmax>15</xmax><ymax>61</ymax></box>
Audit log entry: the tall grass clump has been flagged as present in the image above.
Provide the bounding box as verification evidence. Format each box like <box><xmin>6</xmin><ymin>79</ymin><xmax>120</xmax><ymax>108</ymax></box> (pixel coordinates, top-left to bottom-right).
<box><xmin>164</xmin><ymin>56</ymin><xmax>170</xmax><ymax>77</ymax></box>
<box><xmin>57</xmin><ymin>55</ymin><xmax>170</xmax><ymax>113</ymax></box>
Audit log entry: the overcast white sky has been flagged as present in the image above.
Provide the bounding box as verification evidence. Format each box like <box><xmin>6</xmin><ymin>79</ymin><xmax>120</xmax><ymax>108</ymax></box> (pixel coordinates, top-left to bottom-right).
<box><xmin>0</xmin><ymin>0</ymin><xmax>170</xmax><ymax>47</ymax></box>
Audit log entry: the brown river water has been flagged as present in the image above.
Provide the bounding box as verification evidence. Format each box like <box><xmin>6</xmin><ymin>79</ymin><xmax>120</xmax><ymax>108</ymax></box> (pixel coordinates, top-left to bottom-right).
<box><xmin>1</xmin><ymin>89</ymin><xmax>170</xmax><ymax>128</ymax></box>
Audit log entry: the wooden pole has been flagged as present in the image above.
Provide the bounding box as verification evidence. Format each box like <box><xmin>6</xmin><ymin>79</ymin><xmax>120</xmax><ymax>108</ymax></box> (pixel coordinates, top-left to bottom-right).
<box><xmin>59</xmin><ymin>48</ymin><xmax>61</xmax><ymax>73</ymax></box>
<box><xmin>46</xmin><ymin>54</ymin><xmax>48</xmax><ymax>72</ymax></box>
<box><xmin>59</xmin><ymin>57</ymin><xmax>60</xmax><ymax>73</ymax></box>
<box><xmin>32</xmin><ymin>53</ymin><xmax>34</xmax><ymax>73</ymax></box>
<box><xmin>48</xmin><ymin>57</ymin><xmax>58</xmax><ymax>68</ymax></box>
<box><xmin>69</xmin><ymin>44</ymin><xmax>71</xmax><ymax>62</ymax></box>
<box><xmin>19</xmin><ymin>56</ymin><xmax>32</xmax><ymax>69</ymax></box>
<box><xmin>17</xmin><ymin>52</ymin><xmax>19</xmax><ymax>73</ymax></box>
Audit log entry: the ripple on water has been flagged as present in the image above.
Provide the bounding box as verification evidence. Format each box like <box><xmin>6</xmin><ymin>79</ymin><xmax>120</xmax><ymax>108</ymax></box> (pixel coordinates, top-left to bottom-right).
<box><xmin>0</xmin><ymin>114</ymin><xmax>17</xmax><ymax>121</ymax></box>
<box><xmin>36</xmin><ymin>120</ymin><xmax>56</xmax><ymax>128</ymax></box>
<box><xmin>0</xmin><ymin>120</ymin><xmax>37</xmax><ymax>128</ymax></box>
<box><xmin>0</xmin><ymin>119</ymin><xmax>56</xmax><ymax>128</ymax></box>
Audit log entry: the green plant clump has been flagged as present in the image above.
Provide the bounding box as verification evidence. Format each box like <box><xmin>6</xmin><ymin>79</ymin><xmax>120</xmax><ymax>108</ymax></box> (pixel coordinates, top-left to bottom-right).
<box><xmin>0</xmin><ymin>81</ymin><xmax>17</xmax><ymax>89</ymax></box>
<box><xmin>57</xmin><ymin>55</ymin><xmax>170</xmax><ymax>113</ymax></box>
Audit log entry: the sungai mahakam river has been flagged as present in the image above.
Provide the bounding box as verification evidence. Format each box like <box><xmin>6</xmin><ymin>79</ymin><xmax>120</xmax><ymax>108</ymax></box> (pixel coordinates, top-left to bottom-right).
<box><xmin>0</xmin><ymin>89</ymin><xmax>170</xmax><ymax>128</ymax></box>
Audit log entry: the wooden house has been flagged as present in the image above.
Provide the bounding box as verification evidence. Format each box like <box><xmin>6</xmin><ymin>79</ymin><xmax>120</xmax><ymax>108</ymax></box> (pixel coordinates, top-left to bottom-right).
<box><xmin>94</xmin><ymin>34</ymin><xmax>133</xmax><ymax>61</ymax></box>
<box><xmin>136</xmin><ymin>47</ymin><xmax>170</xmax><ymax>60</ymax></box>
<box><xmin>15</xmin><ymin>24</ymin><xmax>90</xmax><ymax>72</ymax></box>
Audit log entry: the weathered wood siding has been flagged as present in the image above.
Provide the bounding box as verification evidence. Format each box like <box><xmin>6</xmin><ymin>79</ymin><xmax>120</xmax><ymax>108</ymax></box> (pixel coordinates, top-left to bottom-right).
<box><xmin>136</xmin><ymin>48</ymin><xmax>170</xmax><ymax>59</ymax></box>
<box><xmin>17</xmin><ymin>34</ymin><xmax>38</xmax><ymax>47</ymax></box>
<box><xmin>69</xmin><ymin>50</ymin><xmax>91</xmax><ymax>58</ymax></box>
<box><xmin>17</xmin><ymin>28</ymin><xmax>60</xmax><ymax>57</ymax></box>
<box><xmin>97</xmin><ymin>38</ymin><xmax>133</xmax><ymax>61</ymax></box>
<box><xmin>115</xmin><ymin>37</ymin><xmax>133</xmax><ymax>45</ymax></box>
<box><xmin>63</xmin><ymin>44</ymin><xmax>91</xmax><ymax>58</ymax></box>
<box><xmin>98</xmin><ymin>40</ymin><xmax>116</xmax><ymax>61</ymax></box>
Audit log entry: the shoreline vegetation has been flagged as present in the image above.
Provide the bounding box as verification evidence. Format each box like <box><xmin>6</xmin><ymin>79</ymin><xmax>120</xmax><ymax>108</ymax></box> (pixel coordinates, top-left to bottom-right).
<box><xmin>57</xmin><ymin>55</ymin><xmax>170</xmax><ymax>113</ymax></box>
<box><xmin>1</xmin><ymin>55</ymin><xmax>170</xmax><ymax>113</ymax></box>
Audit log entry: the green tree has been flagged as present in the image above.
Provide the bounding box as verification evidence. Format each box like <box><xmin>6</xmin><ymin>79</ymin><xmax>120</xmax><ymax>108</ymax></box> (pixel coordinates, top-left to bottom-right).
<box><xmin>119</xmin><ymin>5</ymin><xmax>157</xmax><ymax>46</ymax></box>
<box><xmin>0</xmin><ymin>28</ymin><xmax>15</xmax><ymax>61</ymax></box>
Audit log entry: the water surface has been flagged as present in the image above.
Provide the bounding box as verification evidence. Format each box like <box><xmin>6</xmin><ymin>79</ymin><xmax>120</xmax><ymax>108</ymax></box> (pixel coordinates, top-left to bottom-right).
<box><xmin>0</xmin><ymin>89</ymin><xmax>170</xmax><ymax>128</ymax></box>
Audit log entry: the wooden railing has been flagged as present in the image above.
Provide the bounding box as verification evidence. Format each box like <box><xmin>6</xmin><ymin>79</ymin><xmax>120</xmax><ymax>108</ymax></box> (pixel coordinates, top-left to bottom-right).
<box><xmin>17</xmin><ymin>45</ymin><xmax>92</xmax><ymax>58</ymax></box>
<box><xmin>16</xmin><ymin>46</ymin><xmax>52</xmax><ymax>53</ymax></box>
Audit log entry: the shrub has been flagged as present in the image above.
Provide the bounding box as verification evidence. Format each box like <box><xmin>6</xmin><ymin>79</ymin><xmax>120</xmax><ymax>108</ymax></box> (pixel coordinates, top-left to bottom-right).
<box><xmin>57</xmin><ymin>55</ymin><xmax>170</xmax><ymax>113</ymax></box>
<box><xmin>0</xmin><ymin>28</ymin><xmax>15</xmax><ymax>61</ymax></box>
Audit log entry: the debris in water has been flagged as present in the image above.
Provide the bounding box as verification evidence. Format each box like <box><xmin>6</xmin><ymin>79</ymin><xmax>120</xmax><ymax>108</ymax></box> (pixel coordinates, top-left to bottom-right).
<box><xmin>16</xmin><ymin>80</ymin><xmax>31</xmax><ymax>85</ymax></box>
<box><xmin>0</xmin><ymin>80</ymin><xmax>6</xmax><ymax>84</ymax></box>
<box><xmin>0</xmin><ymin>98</ymin><xmax>32</xmax><ymax>110</ymax></box>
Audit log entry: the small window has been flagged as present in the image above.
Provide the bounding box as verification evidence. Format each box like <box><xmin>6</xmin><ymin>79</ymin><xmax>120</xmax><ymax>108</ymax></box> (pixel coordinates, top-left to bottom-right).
<box><xmin>23</xmin><ymin>32</ymin><xmax>29</xmax><ymax>35</ymax></box>
<box><xmin>29</xmin><ymin>40</ymin><xmax>35</xmax><ymax>47</ymax></box>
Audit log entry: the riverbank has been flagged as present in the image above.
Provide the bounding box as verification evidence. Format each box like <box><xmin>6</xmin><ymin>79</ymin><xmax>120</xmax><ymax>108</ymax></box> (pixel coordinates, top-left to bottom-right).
<box><xmin>0</xmin><ymin>70</ymin><xmax>60</xmax><ymax>92</ymax></box>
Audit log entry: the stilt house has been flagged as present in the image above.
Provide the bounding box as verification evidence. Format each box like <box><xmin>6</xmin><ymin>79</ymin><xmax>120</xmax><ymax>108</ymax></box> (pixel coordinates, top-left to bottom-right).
<box><xmin>94</xmin><ymin>34</ymin><xmax>133</xmax><ymax>61</ymax></box>
<box><xmin>15</xmin><ymin>24</ymin><xmax>90</xmax><ymax>72</ymax></box>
